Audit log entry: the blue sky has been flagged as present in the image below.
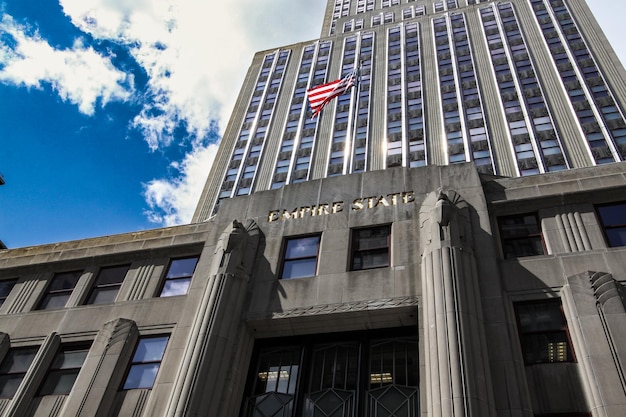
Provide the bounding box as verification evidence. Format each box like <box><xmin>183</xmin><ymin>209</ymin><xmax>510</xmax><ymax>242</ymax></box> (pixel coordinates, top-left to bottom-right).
<box><xmin>0</xmin><ymin>1</ymin><xmax>624</xmax><ymax>249</ymax></box>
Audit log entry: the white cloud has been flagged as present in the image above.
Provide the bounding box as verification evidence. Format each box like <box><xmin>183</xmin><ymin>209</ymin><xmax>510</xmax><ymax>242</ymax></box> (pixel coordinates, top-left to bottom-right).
<box><xmin>59</xmin><ymin>0</ymin><xmax>325</xmax><ymax>225</ymax></box>
<box><xmin>143</xmin><ymin>141</ymin><xmax>219</xmax><ymax>226</ymax></box>
<box><xmin>2</xmin><ymin>0</ymin><xmax>325</xmax><ymax>226</ymax></box>
<box><xmin>0</xmin><ymin>14</ymin><xmax>132</xmax><ymax>115</ymax></box>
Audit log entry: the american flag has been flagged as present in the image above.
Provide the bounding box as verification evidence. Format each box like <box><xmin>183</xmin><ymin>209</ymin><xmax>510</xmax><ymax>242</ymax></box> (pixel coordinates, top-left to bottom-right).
<box><xmin>306</xmin><ymin>69</ymin><xmax>358</xmax><ymax>117</ymax></box>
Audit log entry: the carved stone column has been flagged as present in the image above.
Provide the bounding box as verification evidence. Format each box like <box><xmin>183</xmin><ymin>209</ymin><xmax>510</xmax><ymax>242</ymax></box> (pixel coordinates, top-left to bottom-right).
<box><xmin>562</xmin><ymin>271</ymin><xmax>626</xmax><ymax>417</ymax></box>
<box><xmin>420</xmin><ymin>190</ymin><xmax>496</xmax><ymax>417</ymax></box>
<box><xmin>61</xmin><ymin>318</ymin><xmax>138</xmax><ymax>417</ymax></box>
<box><xmin>164</xmin><ymin>220</ymin><xmax>260</xmax><ymax>417</ymax></box>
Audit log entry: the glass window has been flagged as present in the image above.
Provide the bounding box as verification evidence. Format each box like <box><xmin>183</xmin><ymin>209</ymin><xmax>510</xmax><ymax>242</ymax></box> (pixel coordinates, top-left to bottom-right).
<box><xmin>350</xmin><ymin>225</ymin><xmax>391</xmax><ymax>271</ymax></box>
<box><xmin>498</xmin><ymin>214</ymin><xmax>545</xmax><ymax>258</ymax></box>
<box><xmin>281</xmin><ymin>235</ymin><xmax>321</xmax><ymax>279</ymax></box>
<box><xmin>0</xmin><ymin>279</ymin><xmax>17</xmax><ymax>308</ymax></box>
<box><xmin>597</xmin><ymin>202</ymin><xmax>626</xmax><ymax>247</ymax></box>
<box><xmin>85</xmin><ymin>265</ymin><xmax>129</xmax><ymax>305</ymax></box>
<box><xmin>38</xmin><ymin>344</ymin><xmax>90</xmax><ymax>396</ymax></box>
<box><xmin>122</xmin><ymin>336</ymin><xmax>169</xmax><ymax>390</ymax></box>
<box><xmin>37</xmin><ymin>271</ymin><xmax>82</xmax><ymax>310</ymax></box>
<box><xmin>159</xmin><ymin>256</ymin><xmax>199</xmax><ymax>297</ymax></box>
<box><xmin>515</xmin><ymin>300</ymin><xmax>573</xmax><ymax>364</ymax></box>
<box><xmin>0</xmin><ymin>347</ymin><xmax>39</xmax><ymax>399</ymax></box>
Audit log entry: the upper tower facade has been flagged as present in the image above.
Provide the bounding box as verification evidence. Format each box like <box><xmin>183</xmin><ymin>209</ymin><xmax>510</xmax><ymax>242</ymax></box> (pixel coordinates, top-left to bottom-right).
<box><xmin>193</xmin><ymin>0</ymin><xmax>626</xmax><ymax>222</ymax></box>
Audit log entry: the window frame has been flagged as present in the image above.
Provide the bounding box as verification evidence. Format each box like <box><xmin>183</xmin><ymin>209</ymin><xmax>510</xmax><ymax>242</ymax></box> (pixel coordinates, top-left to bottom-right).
<box><xmin>121</xmin><ymin>335</ymin><xmax>170</xmax><ymax>390</ymax></box>
<box><xmin>36</xmin><ymin>271</ymin><xmax>83</xmax><ymax>310</ymax></box>
<box><xmin>514</xmin><ymin>299</ymin><xmax>575</xmax><ymax>365</ymax></box>
<box><xmin>0</xmin><ymin>346</ymin><xmax>40</xmax><ymax>399</ymax></box>
<box><xmin>349</xmin><ymin>224</ymin><xmax>392</xmax><ymax>271</ymax></box>
<box><xmin>84</xmin><ymin>264</ymin><xmax>130</xmax><ymax>305</ymax></box>
<box><xmin>158</xmin><ymin>256</ymin><xmax>200</xmax><ymax>297</ymax></box>
<box><xmin>37</xmin><ymin>343</ymin><xmax>91</xmax><ymax>396</ymax></box>
<box><xmin>0</xmin><ymin>278</ymin><xmax>18</xmax><ymax>308</ymax></box>
<box><xmin>596</xmin><ymin>201</ymin><xmax>626</xmax><ymax>248</ymax></box>
<box><xmin>280</xmin><ymin>234</ymin><xmax>322</xmax><ymax>280</ymax></box>
<box><xmin>498</xmin><ymin>213</ymin><xmax>546</xmax><ymax>259</ymax></box>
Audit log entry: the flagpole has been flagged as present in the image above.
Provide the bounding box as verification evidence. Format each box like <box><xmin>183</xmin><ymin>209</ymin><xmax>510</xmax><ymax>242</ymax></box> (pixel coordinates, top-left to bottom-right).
<box><xmin>347</xmin><ymin>62</ymin><xmax>362</xmax><ymax>174</ymax></box>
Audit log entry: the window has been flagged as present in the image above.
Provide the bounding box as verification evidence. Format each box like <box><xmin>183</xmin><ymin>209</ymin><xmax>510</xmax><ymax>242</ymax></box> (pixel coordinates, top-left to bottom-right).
<box><xmin>38</xmin><ymin>344</ymin><xmax>90</xmax><ymax>396</ymax></box>
<box><xmin>37</xmin><ymin>271</ymin><xmax>82</xmax><ymax>310</ymax></box>
<box><xmin>597</xmin><ymin>202</ymin><xmax>626</xmax><ymax>247</ymax></box>
<box><xmin>85</xmin><ymin>265</ymin><xmax>129</xmax><ymax>305</ymax></box>
<box><xmin>350</xmin><ymin>225</ymin><xmax>391</xmax><ymax>270</ymax></box>
<box><xmin>159</xmin><ymin>256</ymin><xmax>199</xmax><ymax>297</ymax></box>
<box><xmin>281</xmin><ymin>235</ymin><xmax>321</xmax><ymax>279</ymax></box>
<box><xmin>242</xmin><ymin>329</ymin><xmax>418</xmax><ymax>417</ymax></box>
<box><xmin>0</xmin><ymin>279</ymin><xmax>17</xmax><ymax>308</ymax></box>
<box><xmin>515</xmin><ymin>300</ymin><xmax>574</xmax><ymax>365</ymax></box>
<box><xmin>0</xmin><ymin>347</ymin><xmax>39</xmax><ymax>399</ymax></box>
<box><xmin>498</xmin><ymin>213</ymin><xmax>545</xmax><ymax>258</ymax></box>
<box><xmin>122</xmin><ymin>336</ymin><xmax>169</xmax><ymax>390</ymax></box>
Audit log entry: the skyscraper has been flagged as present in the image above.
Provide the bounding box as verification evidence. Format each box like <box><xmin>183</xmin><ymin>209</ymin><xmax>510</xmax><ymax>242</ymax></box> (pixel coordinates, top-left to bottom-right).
<box><xmin>0</xmin><ymin>1</ymin><xmax>626</xmax><ymax>417</ymax></box>
<box><xmin>193</xmin><ymin>0</ymin><xmax>626</xmax><ymax>221</ymax></box>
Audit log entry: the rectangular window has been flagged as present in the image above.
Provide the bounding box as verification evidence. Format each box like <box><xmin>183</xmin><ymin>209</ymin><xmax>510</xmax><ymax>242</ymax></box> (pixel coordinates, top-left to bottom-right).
<box><xmin>350</xmin><ymin>225</ymin><xmax>391</xmax><ymax>271</ymax></box>
<box><xmin>515</xmin><ymin>300</ymin><xmax>574</xmax><ymax>365</ymax></box>
<box><xmin>0</xmin><ymin>279</ymin><xmax>17</xmax><ymax>308</ymax></box>
<box><xmin>85</xmin><ymin>265</ymin><xmax>129</xmax><ymax>305</ymax></box>
<box><xmin>37</xmin><ymin>271</ymin><xmax>82</xmax><ymax>310</ymax></box>
<box><xmin>159</xmin><ymin>256</ymin><xmax>199</xmax><ymax>297</ymax></box>
<box><xmin>38</xmin><ymin>344</ymin><xmax>90</xmax><ymax>396</ymax></box>
<box><xmin>0</xmin><ymin>347</ymin><xmax>39</xmax><ymax>399</ymax></box>
<box><xmin>122</xmin><ymin>336</ymin><xmax>169</xmax><ymax>390</ymax></box>
<box><xmin>281</xmin><ymin>235</ymin><xmax>321</xmax><ymax>279</ymax></box>
<box><xmin>498</xmin><ymin>213</ymin><xmax>545</xmax><ymax>258</ymax></box>
<box><xmin>596</xmin><ymin>202</ymin><xmax>626</xmax><ymax>247</ymax></box>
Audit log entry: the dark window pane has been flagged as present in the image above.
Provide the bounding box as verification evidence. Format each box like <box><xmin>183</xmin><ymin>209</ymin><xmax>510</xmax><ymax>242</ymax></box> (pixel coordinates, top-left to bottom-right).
<box><xmin>351</xmin><ymin>226</ymin><xmax>390</xmax><ymax>271</ymax></box>
<box><xmin>87</xmin><ymin>287</ymin><xmax>120</xmax><ymax>305</ymax></box>
<box><xmin>159</xmin><ymin>278</ymin><xmax>191</xmax><ymax>297</ymax></box>
<box><xmin>0</xmin><ymin>348</ymin><xmax>38</xmax><ymax>374</ymax></box>
<box><xmin>37</xmin><ymin>271</ymin><xmax>81</xmax><ymax>310</ymax></box>
<box><xmin>515</xmin><ymin>300</ymin><xmax>573</xmax><ymax>365</ymax></box>
<box><xmin>597</xmin><ymin>203</ymin><xmax>626</xmax><ymax>227</ymax></box>
<box><xmin>38</xmin><ymin>293</ymin><xmax>71</xmax><ymax>310</ymax></box>
<box><xmin>38</xmin><ymin>345</ymin><xmax>89</xmax><ymax>396</ymax></box>
<box><xmin>38</xmin><ymin>369</ymin><xmax>80</xmax><ymax>396</ymax></box>
<box><xmin>605</xmin><ymin>228</ymin><xmax>626</xmax><ymax>247</ymax></box>
<box><xmin>499</xmin><ymin>214</ymin><xmax>545</xmax><ymax>258</ymax></box>
<box><xmin>47</xmin><ymin>272</ymin><xmax>81</xmax><ymax>291</ymax></box>
<box><xmin>597</xmin><ymin>203</ymin><xmax>626</xmax><ymax>247</ymax></box>
<box><xmin>0</xmin><ymin>374</ymin><xmax>24</xmax><ymax>399</ymax></box>
<box><xmin>0</xmin><ymin>279</ymin><xmax>17</xmax><ymax>307</ymax></box>
<box><xmin>95</xmin><ymin>265</ymin><xmax>129</xmax><ymax>286</ymax></box>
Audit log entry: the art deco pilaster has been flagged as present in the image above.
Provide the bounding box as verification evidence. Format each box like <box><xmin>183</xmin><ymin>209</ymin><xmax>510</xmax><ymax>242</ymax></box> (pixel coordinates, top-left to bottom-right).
<box><xmin>420</xmin><ymin>190</ymin><xmax>496</xmax><ymax>417</ymax></box>
<box><xmin>165</xmin><ymin>220</ymin><xmax>260</xmax><ymax>417</ymax></box>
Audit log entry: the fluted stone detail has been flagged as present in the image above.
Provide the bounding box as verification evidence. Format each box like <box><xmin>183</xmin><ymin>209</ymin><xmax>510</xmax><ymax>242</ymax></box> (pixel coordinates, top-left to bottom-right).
<box><xmin>125</xmin><ymin>261</ymin><xmax>157</xmax><ymax>301</ymax></box>
<box><xmin>420</xmin><ymin>190</ymin><xmax>496</xmax><ymax>417</ymax></box>
<box><xmin>554</xmin><ymin>211</ymin><xmax>592</xmax><ymax>253</ymax></box>
<box><xmin>165</xmin><ymin>219</ymin><xmax>260</xmax><ymax>417</ymax></box>
<box><xmin>61</xmin><ymin>318</ymin><xmax>138</xmax><ymax>417</ymax></box>
<box><xmin>563</xmin><ymin>271</ymin><xmax>626</xmax><ymax>417</ymax></box>
<box><xmin>7</xmin><ymin>275</ymin><xmax>42</xmax><ymax>314</ymax></box>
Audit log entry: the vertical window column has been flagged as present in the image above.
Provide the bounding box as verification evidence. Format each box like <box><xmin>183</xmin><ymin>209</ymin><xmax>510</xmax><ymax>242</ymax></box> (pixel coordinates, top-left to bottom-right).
<box><xmin>351</xmin><ymin>33</ymin><xmax>374</xmax><ymax>174</ymax></box>
<box><xmin>531</xmin><ymin>0</ymin><xmax>626</xmax><ymax>163</ymax></box>
<box><xmin>480</xmin><ymin>3</ymin><xmax>568</xmax><ymax>175</ymax></box>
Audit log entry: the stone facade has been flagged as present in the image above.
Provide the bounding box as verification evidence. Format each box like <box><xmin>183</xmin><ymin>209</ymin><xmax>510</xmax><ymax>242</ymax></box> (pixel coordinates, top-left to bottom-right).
<box><xmin>0</xmin><ymin>163</ymin><xmax>625</xmax><ymax>416</ymax></box>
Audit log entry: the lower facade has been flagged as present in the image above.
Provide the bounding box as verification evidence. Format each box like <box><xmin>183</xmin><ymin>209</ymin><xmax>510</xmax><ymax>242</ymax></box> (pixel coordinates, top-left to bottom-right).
<box><xmin>0</xmin><ymin>163</ymin><xmax>625</xmax><ymax>417</ymax></box>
